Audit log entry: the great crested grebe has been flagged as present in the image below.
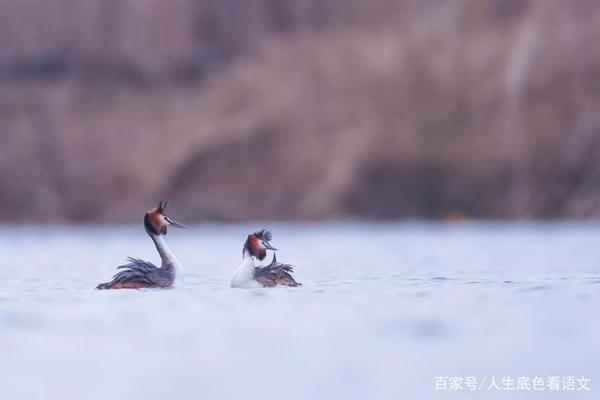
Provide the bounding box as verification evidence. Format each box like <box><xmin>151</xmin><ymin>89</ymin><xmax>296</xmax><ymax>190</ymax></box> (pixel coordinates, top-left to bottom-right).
<box><xmin>96</xmin><ymin>201</ymin><xmax>185</xmax><ymax>290</ymax></box>
<box><xmin>231</xmin><ymin>229</ymin><xmax>301</xmax><ymax>288</ymax></box>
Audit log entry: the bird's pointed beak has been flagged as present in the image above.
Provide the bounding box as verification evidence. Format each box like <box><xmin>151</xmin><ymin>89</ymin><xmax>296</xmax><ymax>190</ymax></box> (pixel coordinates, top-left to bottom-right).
<box><xmin>264</xmin><ymin>241</ymin><xmax>278</xmax><ymax>251</ymax></box>
<box><xmin>165</xmin><ymin>215</ymin><xmax>186</xmax><ymax>228</ymax></box>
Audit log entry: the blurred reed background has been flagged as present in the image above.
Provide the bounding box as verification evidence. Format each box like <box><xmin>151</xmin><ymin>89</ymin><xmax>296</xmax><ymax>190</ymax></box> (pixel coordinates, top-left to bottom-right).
<box><xmin>0</xmin><ymin>0</ymin><xmax>599</xmax><ymax>223</ymax></box>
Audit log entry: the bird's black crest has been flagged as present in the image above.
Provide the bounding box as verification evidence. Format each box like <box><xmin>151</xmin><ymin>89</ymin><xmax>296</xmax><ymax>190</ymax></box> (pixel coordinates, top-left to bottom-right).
<box><xmin>157</xmin><ymin>200</ymin><xmax>168</xmax><ymax>214</ymax></box>
<box><xmin>254</xmin><ymin>229</ymin><xmax>272</xmax><ymax>241</ymax></box>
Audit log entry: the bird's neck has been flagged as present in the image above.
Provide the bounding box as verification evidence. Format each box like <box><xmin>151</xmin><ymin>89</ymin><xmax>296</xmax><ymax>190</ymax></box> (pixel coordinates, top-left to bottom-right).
<box><xmin>241</xmin><ymin>249</ymin><xmax>255</xmax><ymax>269</ymax></box>
<box><xmin>231</xmin><ymin>249</ymin><xmax>256</xmax><ymax>287</ymax></box>
<box><xmin>151</xmin><ymin>234</ymin><xmax>183</xmax><ymax>280</ymax></box>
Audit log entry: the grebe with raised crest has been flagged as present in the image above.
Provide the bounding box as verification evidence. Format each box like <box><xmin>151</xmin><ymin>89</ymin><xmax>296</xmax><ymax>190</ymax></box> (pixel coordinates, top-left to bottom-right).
<box><xmin>231</xmin><ymin>229</ymin><xmax>301</xmax><ymax>288</ymax></box>
<box><xmin>96</xmin><ymin>201</ymin><xmax>185</xmax><ymax>290</ymax></box>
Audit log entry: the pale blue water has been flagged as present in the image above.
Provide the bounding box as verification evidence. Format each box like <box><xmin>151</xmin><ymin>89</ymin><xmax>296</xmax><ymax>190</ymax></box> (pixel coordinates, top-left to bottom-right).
<box><xmin>0</xmin><ymin>223</ymin><xmax>599</xmax><ymax>399</ymax></box>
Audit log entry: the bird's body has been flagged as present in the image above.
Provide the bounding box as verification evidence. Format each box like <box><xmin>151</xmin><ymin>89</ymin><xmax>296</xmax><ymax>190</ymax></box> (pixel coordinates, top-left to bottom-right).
<box><xmin>254</xmin><ymin>254</ymin><xmax>300</xmax><ymax>287</ymax></box>
<box><xmin>97</xmin><ymin>201</ymin><xmax>185</xmax><ymax>290</ymax></box>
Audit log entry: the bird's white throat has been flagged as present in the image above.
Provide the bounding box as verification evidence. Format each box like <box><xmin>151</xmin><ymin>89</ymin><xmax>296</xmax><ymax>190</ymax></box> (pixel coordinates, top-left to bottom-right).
<box><xmin>152</xmin><ymin>234</ymin><xmax>184</xmax><ymax>286</ymax></box>
<box><xmin>231</xmin><ymin>249</ymin><xmax>258</xmax><ymax>288</ymax></box>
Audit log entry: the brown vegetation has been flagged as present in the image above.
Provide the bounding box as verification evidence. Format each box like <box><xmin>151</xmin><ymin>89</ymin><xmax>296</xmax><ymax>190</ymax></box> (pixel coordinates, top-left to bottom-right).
<box><xmin>1</xmin><ymin>0</ymin><xmax>599</xmax><ymax>222</ymax></box>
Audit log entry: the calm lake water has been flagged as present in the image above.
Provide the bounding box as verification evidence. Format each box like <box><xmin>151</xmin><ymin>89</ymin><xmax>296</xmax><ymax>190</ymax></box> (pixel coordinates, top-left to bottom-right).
<box><xmin>1</xmin><ymin>222</ymin><xmax>599</xmax><ymax>400</ymax></box>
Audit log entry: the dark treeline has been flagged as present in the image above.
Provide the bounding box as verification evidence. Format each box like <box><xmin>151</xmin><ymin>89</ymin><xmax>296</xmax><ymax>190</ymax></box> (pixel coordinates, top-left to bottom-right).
<box><xmin>1</xmin><ymin>0</ymin><xmax>599</xmax><ymax>222</ymax></box>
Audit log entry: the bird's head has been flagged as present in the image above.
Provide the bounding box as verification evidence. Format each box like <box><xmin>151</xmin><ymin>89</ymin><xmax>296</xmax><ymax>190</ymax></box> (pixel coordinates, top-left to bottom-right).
<box><xmin>144</xmin><ymin>201</ymin><xmax>185</xmax><ymax>236</ymax></box>
<box><xmin>243</xmin><ymin>229</ymin><xmax>277</xmax><ymax>260</ymax></box>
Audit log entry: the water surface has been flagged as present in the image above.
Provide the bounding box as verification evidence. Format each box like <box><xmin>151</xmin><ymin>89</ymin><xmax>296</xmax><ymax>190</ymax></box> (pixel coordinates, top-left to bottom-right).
<box><xmin>1</xmin><ymin>223</ymin><xmax>599</xmax><ymax>399</ymax></box>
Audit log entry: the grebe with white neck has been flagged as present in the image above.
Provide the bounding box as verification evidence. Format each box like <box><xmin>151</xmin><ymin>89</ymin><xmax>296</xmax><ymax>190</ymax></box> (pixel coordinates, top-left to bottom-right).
<box><xmin>96</xmin><ymin>201</ymin><xmax>185</xmax><ymax>290</ymax></box>
<box><xmin>231</xmin><ymin>229</ymin><xmax>301</xmax><ymax>288</ymax></box>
